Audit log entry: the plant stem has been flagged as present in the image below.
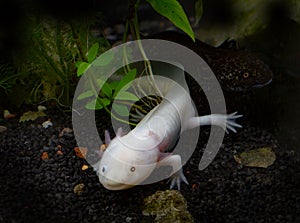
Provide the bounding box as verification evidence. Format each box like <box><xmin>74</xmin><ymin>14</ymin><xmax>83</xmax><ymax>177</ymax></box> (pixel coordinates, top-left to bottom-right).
<box><xmin>116</xmin><ymin>100</ymin><xmax>147</xmax><ymax>113</ymax></box>
<box><xmin>122</xmin><ymin>21</ymin><xmax>131</xmax><ymax>73</ymax></box>
<box><xmin>131</xmin><ymin>0</ymin><xmax>163</xmax><ymax>97</ymax></box>
<box><xmin>103</xmin><ymin>104</ymin><xmax>137</xmax><ymax>126</ymax></box>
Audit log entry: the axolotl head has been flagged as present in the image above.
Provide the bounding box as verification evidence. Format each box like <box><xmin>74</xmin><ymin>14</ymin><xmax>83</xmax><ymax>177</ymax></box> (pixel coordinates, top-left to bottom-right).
<box><xmin>211</xmin><ymin>51</ymin><xmax>273</xmax><ymax>91</ymax></box>
<box><xmin>95</xmin><ymin>128</ymin><xmax>159</xmax><ymax>190</ymax></box>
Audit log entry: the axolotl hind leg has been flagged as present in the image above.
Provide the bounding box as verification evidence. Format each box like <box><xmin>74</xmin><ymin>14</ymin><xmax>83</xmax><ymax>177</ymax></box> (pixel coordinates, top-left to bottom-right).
<box><xmin>157</xmin><ymin>154</ymin><xmax>188</xmax><ymax>190</ymax></box>
<box><xmin>187</xmin><ymin>112</ymin><xmax>243</xmax><ymax>133</ymax></box>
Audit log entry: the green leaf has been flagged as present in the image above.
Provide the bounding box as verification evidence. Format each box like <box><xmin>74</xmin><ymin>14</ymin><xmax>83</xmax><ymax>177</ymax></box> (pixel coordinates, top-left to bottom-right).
<box><xmin>75</xmin><ymin>60</ymin><xmax>84</xmax><ymax>68</ymax></box>
<box><xmin>112</xmin><ymin>103</ymin><xmax>130</xmax><ymax>117</ymax></box>
<box><xmin>96</xmin><ymin>79</ymin><xmax>112</xmax><ymax>98</ymax></box>
<box><xmin>93</xmin><ymin>50</ymin><xmax>114</xmax><ymax>67</ymax></box>
<box><xmin>77</xmin><ymin>62</ymin><xmax>91</xmax><ymax>77</ymax></box>
<box><xmin>85</xmin><ymin>99</ymin><xmax>102</xmax><ymax>110</ymax></box>
<box><xmin>85</xmin><ymin>97</ymin><xmax>111</xmax><ymax>110</ymax></box>
<box><xmin>109</xmin><ymin>81</ymin><xmax>120</xmax><ymax>90</ymax></box>
<box><xmin>114</xmin><ymin>91</ymin><xmax>139</xmax><ymax>101</ymax></box>
<box><xmin>147</xmin><ymin>0</ymin><xmax>195</xmax><ymax>41</ymax></box>
<box><xmin>98</xmin><ymin>97</ymin><xmax>111</xmax><ymax>107</ymax></box>
<box><xmin>77</xmin><ymin>90</ymin><xmax>94</xmax><ymax>100</ymax></box>
<box><xmin>195</xmin><ymin>0</ymin><xmax>203</xmax><ymax>26</ymax></box>
<box><xmin>114</xmin><ymin>69</ymin><xmax>137</xmax><ymax>95</ymax></box>
<box><xmin>88</xmin><ymin>43</ymin><xmax>99</xmax><ymax>63</ymax></box>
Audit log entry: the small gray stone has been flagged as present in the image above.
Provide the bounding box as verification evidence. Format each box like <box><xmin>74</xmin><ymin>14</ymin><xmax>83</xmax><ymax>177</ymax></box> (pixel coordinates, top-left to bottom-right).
<box><xmin>0</xmin><ymin>125</ymin><xmax>7</xmax><ymax>133</ymax></box>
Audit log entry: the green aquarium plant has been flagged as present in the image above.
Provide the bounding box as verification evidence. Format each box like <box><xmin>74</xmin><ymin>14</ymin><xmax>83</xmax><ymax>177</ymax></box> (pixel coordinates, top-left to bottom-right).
<box><xmin>0</xmin><ymin>62</ymin><xmax>18</xmax><ymax>94</ymax></box>
<box><xmin>146</xmin><ymin>0</ymin><xmax>195</xmax><ymax>41</ymax></box>
<box><xmin>76</xmin><ymin>42</ymin><xmax>140</xmax><ymax>122</ymax></box>
<box><xmin>76</xmin><ymin>0</ymin><xmax>196</xmax><ymax>125</ymax></box>
<box><xmin>14</xmin><ymin>15</ymin><xmax>109</xmax><ymax>110</ymax></box>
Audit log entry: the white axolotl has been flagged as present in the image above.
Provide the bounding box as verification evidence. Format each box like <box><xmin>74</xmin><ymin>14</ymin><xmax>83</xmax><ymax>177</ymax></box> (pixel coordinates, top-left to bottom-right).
<box><xmin>93</xmin><ymin>63</ymin><xmax>242</xmax><ymax>190</ymax></box>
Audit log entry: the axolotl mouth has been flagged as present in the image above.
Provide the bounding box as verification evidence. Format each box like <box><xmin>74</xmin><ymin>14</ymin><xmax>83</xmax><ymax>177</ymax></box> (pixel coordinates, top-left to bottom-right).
<box><xmin>99</xmin><ymin>175</ymin><xmax>134</xmax><ymax>190</ymax></box>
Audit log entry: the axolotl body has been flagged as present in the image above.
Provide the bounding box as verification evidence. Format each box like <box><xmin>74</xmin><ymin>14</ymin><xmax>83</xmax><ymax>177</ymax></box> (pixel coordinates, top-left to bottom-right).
<box><xmin>94</xmin><ymin>64</ymin><xmax>242</xmax><ymax>190</ymax></box>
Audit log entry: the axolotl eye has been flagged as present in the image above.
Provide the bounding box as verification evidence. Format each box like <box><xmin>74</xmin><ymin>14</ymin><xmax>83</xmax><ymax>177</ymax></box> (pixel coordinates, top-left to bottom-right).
<box><xmin>101</xmin><ymin>165</ymin><xmax>108</xmax><ymax>173</ymax></box>
<box><xmin>130</xmin><ymin>166</ymin><xmax>135</xmax><ymax>172</ymax></box>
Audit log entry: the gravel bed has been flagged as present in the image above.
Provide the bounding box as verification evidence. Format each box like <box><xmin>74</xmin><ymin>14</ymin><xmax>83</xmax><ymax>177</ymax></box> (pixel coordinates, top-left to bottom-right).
<box><xmin>0</xmin><ymin>106</ymin><xmax>299</xmax><ymax>223</ymax></box>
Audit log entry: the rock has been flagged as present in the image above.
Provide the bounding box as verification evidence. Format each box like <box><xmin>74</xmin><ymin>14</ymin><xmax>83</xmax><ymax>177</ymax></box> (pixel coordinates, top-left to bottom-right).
<box><xmin>0</xmin><ymin>125</ymin><xmax>7</xmax><ymax>133</ymax></box>
<box><xmin>37</xmin><ymin>105</ymin><xmax>47</xmax><ymax>111</ymax></box>
<box><xmin>74</xmin><ymin>147</ymin><xmax>88</xmax><ymax>159</ymax></box>
<box><xmin>143</xmin><ymin>190</ymin><xmax>194</xmax><ymax>223</ymax></box>
<box><xmin>3</xmin><ymin>110</ymin><xmax>15</xmax><ymax>119</ymax></box>
<box><xmin>42</xmin><ymin>119</ymin><xmax>53</xmax><ymax>128</ymax></box>
<box><xmin>19</xmin><ymin>110</ymin><xmax>46</xmax><ymax>122</ymax></box>
<box><xmin>56</xmin><ymin>150</ymin><xmax>63</xmax><ymax>155</ymax></box>
<box><xmin>73</xmin><ymin>183</ymin><xmax>85</xmax><ymax>195</ymax></box>
<box><xmin>81</xmin><ymin>165</ymin><xmax>89</xmax><ymax>171</ymax></box>
<box><xmin>234</xmin><ymin>147</ymin><xmax>276</xmax><ymax>168</ymax></box>
<box><xmin>58</xmin><ymin>127</ymin><xmax>73</xmax><ymax>137</ymax></box>
<box><xmin>41</xmin><ymin>152</ymin><xmax>49</xmax><ymax>160</ymax></box>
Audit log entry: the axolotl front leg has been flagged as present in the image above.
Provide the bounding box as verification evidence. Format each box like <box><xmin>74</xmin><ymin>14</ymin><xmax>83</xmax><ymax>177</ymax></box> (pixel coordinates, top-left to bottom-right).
<box><xmin>157</xmin><ymin>153</ymin><xmax>188</xmax><ymax>190</ymax></box>
<box><xmin>157</xmin><ymin>112</ymin><xmax>242</xmax><ymax>189</ymax></box>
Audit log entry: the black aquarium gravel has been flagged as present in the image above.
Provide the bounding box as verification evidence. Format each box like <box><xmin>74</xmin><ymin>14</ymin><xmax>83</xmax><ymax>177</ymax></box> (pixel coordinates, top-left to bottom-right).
<box><xmin>0</xmin><ymin>106</ymin><xmax>299</xmax><ymax>223</ymax></box>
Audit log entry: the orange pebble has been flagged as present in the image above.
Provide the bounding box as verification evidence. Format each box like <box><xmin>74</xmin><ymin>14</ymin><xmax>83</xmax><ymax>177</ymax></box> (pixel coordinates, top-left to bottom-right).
<box><xmin>74</xmin><ymin>147</ymin><xmax>88</xmax><ymax>159</ymax></box>
<box><xmin>81</xmin><ymin>165</ymin><xmax>89</xmax><ymax>171</ymax></box>
<box><xmin>56</xmin><ymin>150</ymin><xmax>63</xmax><ymax>155</ymax></box>
<box><xmin>5</xmin><ymin>114</ymin><xmax>16</xmax><ymax>119</ymax></box>
<box><xmin>100</xmin><ymin>144</ymin><xmax>107</xmax><ymax>152</ymax></box>
<box><xmin>41</xmin><ymin>152</ymin><xmax>49</xmax><ymax>160</ymax></box>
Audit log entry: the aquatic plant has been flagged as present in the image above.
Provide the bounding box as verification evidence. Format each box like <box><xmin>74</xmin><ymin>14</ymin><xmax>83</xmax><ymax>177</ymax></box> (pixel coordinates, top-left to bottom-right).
<box><xmin>14</xmin><ymin>15</ymin><xmax>109</xmax><ymax>110</ymax></box>
<box><xmin>0</xmin><ymin>63</ymin><xmax>18</xmax><ymax>94</ymax></box>
<box><xmin>146</xmin><ymin>0</ymin><xmax>195</xmax><ymax>41</ymax></box>
<box><xmin>76</xmin><ymin>0</ymin><xmax>197</xmax><ymax>124</ymax></box>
